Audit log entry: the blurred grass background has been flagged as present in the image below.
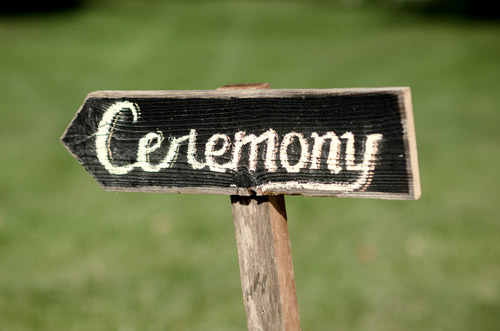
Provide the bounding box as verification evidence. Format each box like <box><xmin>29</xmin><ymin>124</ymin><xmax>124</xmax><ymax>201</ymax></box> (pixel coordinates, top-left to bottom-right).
<box><xmin>0</xmin><ymin>0</ymin><xmax>499</xmax><ymax>330</ymax></box>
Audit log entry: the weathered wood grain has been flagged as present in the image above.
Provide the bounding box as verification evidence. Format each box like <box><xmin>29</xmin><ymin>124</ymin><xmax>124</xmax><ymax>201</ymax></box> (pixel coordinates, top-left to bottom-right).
<box><xmin>231</xmin><ymin>195</ymin><xmax>300</xmax><ymax>331</ymax></box>
<box><xmin>61</xmin><ymin>87</ymin><xmax>420</xmax><ymax>199</ymax></box>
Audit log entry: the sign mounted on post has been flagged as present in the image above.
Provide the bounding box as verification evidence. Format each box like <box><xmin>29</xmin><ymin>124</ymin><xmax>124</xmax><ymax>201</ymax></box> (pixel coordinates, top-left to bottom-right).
<box><xmin>61</xmin><ymin>88</ymin><xmax>420</xmax><ymax>200</ymax></box>
<box><xmin>62</xmin><ymin>84</ymin><xmax>421</xmax><ymax>331</ymax></box>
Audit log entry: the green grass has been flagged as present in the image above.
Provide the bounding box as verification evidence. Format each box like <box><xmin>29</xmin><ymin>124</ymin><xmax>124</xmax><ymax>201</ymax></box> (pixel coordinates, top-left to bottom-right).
<box><xmin>1</xmin><ymin>1</ymin><xmax>499</xmax><ymax>330</ymax></box>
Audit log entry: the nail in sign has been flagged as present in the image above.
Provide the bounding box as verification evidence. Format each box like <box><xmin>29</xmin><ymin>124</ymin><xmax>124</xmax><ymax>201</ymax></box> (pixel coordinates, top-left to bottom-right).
<box><xmin>61</xmin><ymin>88</ymin><xmax>420</xmax><ymax>199</ymax></box>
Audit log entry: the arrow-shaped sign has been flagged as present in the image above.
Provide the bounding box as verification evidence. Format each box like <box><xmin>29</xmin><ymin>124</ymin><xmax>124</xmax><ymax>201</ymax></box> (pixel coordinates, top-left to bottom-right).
<box><xmin>61</xmin><ymin>88</ymin><xmax>420</xmax><ymax>199</ymax></box>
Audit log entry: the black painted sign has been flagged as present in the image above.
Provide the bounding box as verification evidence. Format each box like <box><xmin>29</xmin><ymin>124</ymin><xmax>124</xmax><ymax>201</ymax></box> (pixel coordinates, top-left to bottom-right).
<box><xmin>61</xmin><ymin>88</ymin><xmax>420</xmax><ymax>199</ymax></box>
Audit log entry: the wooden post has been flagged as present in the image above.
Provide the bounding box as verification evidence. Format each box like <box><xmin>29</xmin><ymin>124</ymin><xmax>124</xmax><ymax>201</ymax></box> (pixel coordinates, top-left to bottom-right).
<box><xmin>219</xmin><ymin>83</ymin><xmax>301</xmax><ymax>331</ymax></box>
<box><xmin>231</xmin><ymin>195</ymin><xmax>300</xmax><ymax>331</ymax></box>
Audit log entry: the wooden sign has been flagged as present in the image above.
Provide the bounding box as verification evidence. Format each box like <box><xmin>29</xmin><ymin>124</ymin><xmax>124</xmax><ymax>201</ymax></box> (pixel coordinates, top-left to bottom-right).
<box><xmin>61</xmin><ymin>88</ymin><xmax>420</xmax><ymax>199</ymax></box>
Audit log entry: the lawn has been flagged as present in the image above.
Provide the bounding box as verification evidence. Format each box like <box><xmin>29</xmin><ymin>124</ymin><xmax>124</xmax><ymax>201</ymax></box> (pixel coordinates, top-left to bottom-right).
<box><xmin>0</xmin><ymin>1</ymin><xmax>499</xmax><ymax>330</ymax></box>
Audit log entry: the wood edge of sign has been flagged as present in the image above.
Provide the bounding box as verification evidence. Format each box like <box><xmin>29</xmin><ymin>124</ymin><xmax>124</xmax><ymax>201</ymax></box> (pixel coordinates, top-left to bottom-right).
<box><xmin>398</xmin><ymin>87</ymin><xmax>421</xmax><ymax>200</ymax></box>
<box><xmin>84</xmin><ymin>87</ymin><xmax>410</xmax><ymax>99</ymax></box>
<box><xmin>97</xmin><ymin>184</ymin><xmax>418</xmax><ymax>200</ymax></box>
<box><xmin>217</xmin><ymin>82</ymin><xmax>271</xmax><ymax>90</ymax></box>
